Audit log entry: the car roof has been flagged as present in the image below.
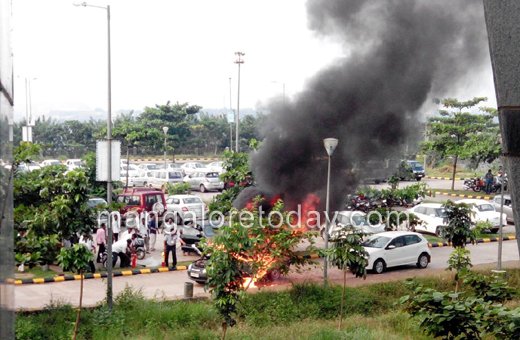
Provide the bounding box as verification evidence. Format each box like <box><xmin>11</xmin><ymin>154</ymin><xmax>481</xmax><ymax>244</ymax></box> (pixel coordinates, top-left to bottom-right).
<box><xmin>458</xmin><ymin>199</ymin><xmax>492</xmax><ymax>205</ymax></box>
<box><xmin>372</xmin><ymin>231</ymin><xmax>423</xmax><ymax>237</ymax></box>
<box><xmin>167</xmin><ymin>194</ymin><xmax>200</xmax><ymax>199</ymax></box>
<box><xmin>413</xmin><ymin>203</ymin><xmax>443</xmax><ymax>208</ymax></box>
<box><xmin>338</xmin><ymin>210</ymin><xmax>366</xmax><ymax>216</ymax></box>
<box><xmin>494</xmin><ymin>194</ymin><xmax>511</xmax><ymax>199</ymax></box>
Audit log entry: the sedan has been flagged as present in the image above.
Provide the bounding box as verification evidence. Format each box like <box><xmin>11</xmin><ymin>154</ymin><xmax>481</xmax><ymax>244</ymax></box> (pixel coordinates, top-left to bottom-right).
<box><xmin>458</xmin><ymin>199</ymin><xmax>507</xmax><ymax>233</ymax></box>
<box><xmin>165</xmin><ymin>194</ymin><xmax>208</xmax><ymax>222</ymax></box>
<box><xmin>138</xmin><ymin>163</ymin><xmax>161</xmax><ymax>171</ymax></box>
<box><xmin>362</xmin><ymin>231</ymin><xmax>431</xmax><ymax>274</ymax></box>
<box><xmin>181</xmin><ymin>162</ymin><xmax>207</xmax><ymax>175</ymax></box>
<box><xmin>184</xmin><ymin>171</ymin><xmax>224</xmax><ymax>192</ymax></box>
<box><xmin>407</xmin><ymin>203</ymin><xmax>448</xmax><ymax>236</ymax></box>
<box><xmin>208</xmin><ymin>161</ymin><xmax>224</xmax><ymax>173</ymax></box>
<box><xmin>324</xmin><ymin>210</ymin><xmax>385</xmax><ymax>239</ymax></box>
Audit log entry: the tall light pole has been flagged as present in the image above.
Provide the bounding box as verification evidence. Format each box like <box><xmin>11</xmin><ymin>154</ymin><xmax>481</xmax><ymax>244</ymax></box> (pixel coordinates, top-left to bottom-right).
<box><xmin>73</xmin><ymin>1</ymin><xmax>113</xmax><ymax>310</ymax></box>
<box><xmin>323</xmin><ymin>138</ymin><xmax>338</xmax><ymax>286</ymax></box>
<box><xmin>163</xmin><ymin>126</ymin><xmax>169</xmax><ymax>168</ymax></box>
<box><xmin>234</xmin><ymin>52</ymin><xmax>244</xmax><ymax>152</ymax></box>
<box><xmin>229</xmin><ymin>77</ymin><xmax>233</xmax><ymax>150</ymax></box>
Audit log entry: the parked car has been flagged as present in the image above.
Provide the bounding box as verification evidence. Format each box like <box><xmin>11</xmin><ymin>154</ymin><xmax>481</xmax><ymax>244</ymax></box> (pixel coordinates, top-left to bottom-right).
<box><xmin>208</xmin><ymin>161</ymin><xmax>224</xmax><ymax>173</ymax></box>
<box><xmin>492</xmin><ymin>194</ymin><xmax>514</xmax><ymax>224</ymax></box>
<box><xmin>41</xmin><ymin>159</ymin><xmax>62</xmax><ymax>167</ymax></box>
<box><xmin>165</xmin><ymin>194</ymin><xmax>208</xmax><ymax>222</ymax></box>
<box><xmin>21</xmin><ymin>161</ymin><xmax>41</xmax><ymax>172</ymax></box>
<box><xmin>458</xmin><ymin>199</ymin><xmax>507</xmax><ymax>233</ymax></box>
<box><xmin>161</xmin><ymin>162</ymin><xmax>185</xmax><ymax>175</ymax></box>
<box><xmin>406</xmin><ymin>203</ymin><xmax>448</xmax><ymax>236</ymax></box>
<box><xmin>149</xmin><ymin>170</ymin><xmax>184</xmax><ymax>191</ymax></box>
<box><xmin>116</xmin><ymin>187</ymin><xmax>166</xmax><ymax>220</ymax></box>
<box><xmin>324</xmin><ymin>210</ymin><xmax>385</xmax><ymax>239</ymax></box>
<box><xmin>181</xmin><ymin>162</ymin><xmax>207</xmax><ymax>175</ymax></box>
<box><xmin>138</xmin><ymin>163</ymin><xmax>161</xmax><ymax>171</ymax></box>
<box><xmin>129</xmin><ymin>170</ymin><xmax>156</xmax><ymax>187</ymax></box>
<box><xmin>361</xmin><ymin>231</ymin><xmax>431</xmax><ymax>274</ymax></box>
<box><xmin>183</xmin><ymin>171</ymin><xmax>224</xmax><ymax>192</ymax></box>
<box><xmin>65</xmin><ymin>159</ymin><xmax>83</xmax><ymax>171</ymax></box>
<box><xmin>87</xmin><ymin>197</ymin><xmax>108</xmax><ymax>208</ymax></box>
<box><xmin>120</xmin><ymin>164</ymin><xmax>140</xmax><ymax>178</ymax></box>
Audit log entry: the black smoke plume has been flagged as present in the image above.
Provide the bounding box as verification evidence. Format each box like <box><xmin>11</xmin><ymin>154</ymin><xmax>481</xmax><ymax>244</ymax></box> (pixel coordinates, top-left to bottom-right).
<box><xmin>238</xmin><ymin>0</ymin><xmax>490</xmax><ymax>212</ymax></box>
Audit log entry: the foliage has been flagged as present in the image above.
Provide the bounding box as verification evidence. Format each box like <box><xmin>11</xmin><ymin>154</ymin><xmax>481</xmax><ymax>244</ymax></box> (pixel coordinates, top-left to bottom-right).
<box><xmin>323</xmin><ymin>225</ymin><xmax>368</xmax><ymax>278</ymax></box>
<box><xmin>56</xmin><ymin>243</ymin><xmax>94</xmax><ymax>274</ymax></box>
<box><xmin>446</xmin><ymin>248</ymin><xmax>472</xmax><ymax>292</ymax></box>
<box><xmin>203</xmin><ymin>197</ymin><xmax>317</xmax><ymax>336</ymax></box>
<box><xmin>462</xmin><ymin>271</ymin><xmax>518</xmax><ymax>303</ymax></box>
<box><xmin>441</xmin><ymin>200</ymin><xmax>476</xmax><ymax>248</ymax></box>
<box><xmin>422</xmin><ymin>97</ymin><xmax>499</xmax><ymax>189</ymax></box>
<box><xmin>164</xmin><ymin>182</ymin><xmax>192</xmax><ymax>195</ymax></box>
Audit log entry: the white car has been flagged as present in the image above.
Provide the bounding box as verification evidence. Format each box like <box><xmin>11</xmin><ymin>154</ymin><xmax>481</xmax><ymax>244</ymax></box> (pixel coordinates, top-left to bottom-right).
<box><xmin>165</xmin><ymin>194</ymin><xmax>208</xmax><ymax>222</ymax></box>
<box><xmin>181</xmin><ymin>162</ymin><xmax>207</xmax><ymax>175</ymax></box>
<box><xmin>41</xmin><ymin>159</ymin><xmax>62</xmax><ymax>167</ymax></box>
<box><xmin>326</xmin><ymin>211</ymin><xmax>385</xmax><ymax>238</ymax></box>
<box><xmin>492</xmin><ymin>194</ymin><xmax>513</xmax><ymax>224</ymax></box>
<box><xmin>458</xmin><ymin>199</ymin><xmax>507</xmax><ymax>233</ymax></box>
<box><xmin>149</xmin><ymin>170</ymin><xmax>184</xmax><ymax>191</ymax></box>
<box><xmin>65</xmin><ymin>159</ymin><xmax>83</xmax><ymax>170</ymax></box>
<box><xmin>129</xmin><ymin>170</ymin><xmax>156</xmax><ymax>187</ymax></box>
<box><xmin>138</xmin><ymin>163</ymin><xmax>161</xmax><ymax>171</ymax></box>
<box><xmin>407</xmin><ymin>203</ymin><xmax>447</xmax><ymax>237</ymax></box>
<box><xmin>362</xmin><ymin>231</ymin><xmax>431</xmax><ymax>274</ymax></box>
<box><xmin>120</xmin><ymin>164</ymin><xmax>140</xmax><ymax>178</ymax></box>
<box><xmin>208</xmin><ymin>161</ymin><xmax>224</xmax><ymax>173</ymax></box>
<box><xmin>183</xmin><ymin>171</ymin><xmax>224</xmax><ymax>192</ymax></box>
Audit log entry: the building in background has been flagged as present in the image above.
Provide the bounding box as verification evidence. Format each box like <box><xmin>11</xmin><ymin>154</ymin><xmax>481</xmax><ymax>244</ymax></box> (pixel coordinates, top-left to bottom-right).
<box><xmin>0</xmin><ymin>0</ymin><xmax>14</xmax><ymax>339</ymax></box>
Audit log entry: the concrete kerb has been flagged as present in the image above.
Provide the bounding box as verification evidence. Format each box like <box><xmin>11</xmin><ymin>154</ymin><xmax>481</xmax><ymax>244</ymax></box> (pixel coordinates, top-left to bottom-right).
<box><xmin>13</xmin><ymin>238</ymin><xmax>516</xmax><ymax>285</ymax></box>
<box><xmin>433</xmin><ymin>191</ymin><xmax>492</xmax><ymax>200</ymax></box>
<box><xmin>426</xmin><ymin>176</ymin><xmax>466</xmax><ymax>180</ymax></box>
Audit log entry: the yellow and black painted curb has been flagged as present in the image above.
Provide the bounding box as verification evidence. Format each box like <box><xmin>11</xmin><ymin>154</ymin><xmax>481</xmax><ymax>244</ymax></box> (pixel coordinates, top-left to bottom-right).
<box><xmin>433</xmin><ymin>191</ymin><xmax>492</xmax><ymax>200</ymax></box>
<box><xmin>130</xmin><ymin>158</ymin><xmax>220</xmax><ymax>162</ymax></box>
<box><xmin>428</xmin><ymin>236</ymin><xmax>516</xmax><ymax>248</ymax></box>
<box><xmin>14</xmin><ymin>265</ymin><xmax>188</xmax><ymax>285</ymax></box>
<box><xmin>426</xmin><ymin>176</ymin><xmax>466</xmax><ymax>181</ymax></box>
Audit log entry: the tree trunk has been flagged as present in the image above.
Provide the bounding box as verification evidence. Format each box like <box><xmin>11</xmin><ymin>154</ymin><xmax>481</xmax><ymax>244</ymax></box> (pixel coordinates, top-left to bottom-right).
<box><xmin>339</xmin><ymin>270</ymin><xmax>346</xmax><ymax>330</ymax></box>
<box><xmin>451</xmin><ymin>154</ymin><xmax>459</xmax><ymax>191</ymax></box>
<box><xmin>73</xmin><ymin>271</ymin><xmax>84</xmax><ymax>340</ymax></box>
<box><xmin>221</xmin><ymin>323</ymin><xmax>227</xmax><ymax>340</ymax></box>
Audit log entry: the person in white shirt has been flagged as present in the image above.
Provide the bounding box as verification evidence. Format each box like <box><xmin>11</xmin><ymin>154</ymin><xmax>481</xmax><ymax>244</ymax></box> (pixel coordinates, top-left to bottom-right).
<box><xmin>120</xmin><ymin>226</ymin><xmax>135</xmax><ymax>242</ymax></box>
<box><xmin>139</xmin><ymin>216</ymin><xmax>150</xmax><ymax>253</ymax></box>
<box><xmin>111</xmin><ymin>214</ymin><xmax>121</xmax><ymax>242</ymax></box>
<box><xmin>163</xmin><ymin>218</ymin><xmax>185</xmax><ymax>269</ymax></box>
<box><xmin>111</xmin><ymin>238</ymin><xmax>130</xmax><ymax>268</ymax></box>
<box><xmin>79</xmin><ymin>234</ymin><xmax>96</xmax><ymax>273</ymax></box>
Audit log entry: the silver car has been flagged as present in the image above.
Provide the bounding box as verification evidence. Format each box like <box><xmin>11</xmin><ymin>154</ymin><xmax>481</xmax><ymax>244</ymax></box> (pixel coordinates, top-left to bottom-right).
<box><xmin>165</xmin><ymin>194</ymin><xmax>208</xmax><ymax>222</ymax></box>
<box><xmin>492</xmin><ymin>194</ymin><xmax>513</xmax><ymax>224</ymax></box>
<box><xmin>149</xmin><ymin>170</ymin><xmax>184</xmax><ymax>191</ymax></box>
<box><xmin>181</xmin><ymin>162</ymin><xmax>208</xmax><ymax>175</ymax></box>
<box><xmin>184</xmin><ymin>171</ymin><xmax>224</xmax><ymax>192</ymax></box>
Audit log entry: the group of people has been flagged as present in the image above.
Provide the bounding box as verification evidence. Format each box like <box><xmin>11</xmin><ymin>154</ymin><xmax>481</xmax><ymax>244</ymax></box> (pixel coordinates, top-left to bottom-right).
<box><xmin>92</xmin><ymin>214</ymin><xmax>185</xmax><ymax>270</ymax></box>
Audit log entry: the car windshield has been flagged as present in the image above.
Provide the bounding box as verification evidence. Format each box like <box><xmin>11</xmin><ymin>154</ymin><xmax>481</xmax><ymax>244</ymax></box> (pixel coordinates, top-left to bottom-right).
<box><xmin>50</xmin><ymin>161</ymin><xmax>61</xmax><ymax>165</ymax></box>
<box><xmin>434</xmin><ymin>208</ymin><xmax>447</xmax><ymax>218</ymax></box>
<box><xmin>168</xmin><ymin>172</ymin><xmax>182</xmax><ymax>179</ymax></box>
<box><xmin>477</xmin><ymin>204</ymin><xmax>495</xmax><ymax>212</ymax></box>
<box><xmin>410</xmin><ymin>162</ymin><xmax>423</xmax><ymax>169</ymax></box>
<box><xmin>194</xmin><ymin>163</ymin><xmax>205</xmax><ymax>168</ymax></box>
<box><xmin>361</xmin><ymin>235</ymin><xmax>391</xmax><ymax>248</ymax></box>
<box><xmin>147</xmin><ymin>164</ymin><xmax>160</xmax><ymax>170</ymax></box>
<box><xmin>183</xmin><ymin>197</ymin><xmax>203</xmax><ymax>204</ymax></box>
<box><xmin>206</xmin><ymin>172</ymin><xmax>219</xmax><ymax>178</ymax></box>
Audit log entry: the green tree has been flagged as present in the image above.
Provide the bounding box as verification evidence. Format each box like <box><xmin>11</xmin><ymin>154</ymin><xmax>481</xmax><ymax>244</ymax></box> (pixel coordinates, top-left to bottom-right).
<box><xmin>322</xmin><ymin>225</ymin><xmax>368</xmax><ymax>330</ymax></box>
<box><xmin>423</xmin><ymin>97</ymin><xmax>499</xmax><ymax>190</ymax></box>
<box><xmin>56</xmin><ymin>243</ymin><xmax>94</xmax><ymax>340</ymax></box>
<box><xmin>203</xmin><ymin>197</ymin><xmax>316</xmax><ymax>339</ymax></box>
<box><xmin>441</xmin><ymin>200</ymin><xmax>477</xmax><ymax>248</ymax></box>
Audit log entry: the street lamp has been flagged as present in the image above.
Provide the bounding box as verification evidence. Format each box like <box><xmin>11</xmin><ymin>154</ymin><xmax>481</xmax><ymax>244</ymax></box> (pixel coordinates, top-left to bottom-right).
<box><xmin>73</xmin><ymin>0</ymin><xmax>113</xmax><ymax>310</ymax></box>
<box><xmin>163</xmin><ymin>126</ymin><xmax>169</xmax><ymax>168</ymax></box>
<box><xmin>234</xmin><ymin>52</ymin><xmax>244</xmax><ymax>152</ymax></box>
<box><xmin>323</xmin><ymin>138</ymin><xmax>338</xmax><ymax>286</ymax></box>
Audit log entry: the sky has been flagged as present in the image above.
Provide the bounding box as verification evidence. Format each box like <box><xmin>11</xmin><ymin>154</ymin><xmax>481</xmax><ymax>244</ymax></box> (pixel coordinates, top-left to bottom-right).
<box><xmin>12</xmin><ymin>0</ymin><xmax>497</xmax><ymax>122</ymax></box>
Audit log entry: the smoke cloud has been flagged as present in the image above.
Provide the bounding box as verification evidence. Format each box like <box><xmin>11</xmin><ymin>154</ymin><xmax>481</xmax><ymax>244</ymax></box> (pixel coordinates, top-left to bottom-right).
<box><xmin>240</xmin><ymin>0</ymin><xmax>490</xmax><ymax>212</ymax></box>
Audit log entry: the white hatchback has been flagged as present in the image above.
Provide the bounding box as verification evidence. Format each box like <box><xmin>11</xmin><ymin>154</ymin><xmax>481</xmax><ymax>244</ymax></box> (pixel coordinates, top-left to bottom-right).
<box><xmin>362</xmin><ymin>231</ymin><xmax>431</xmax><ymax>274</ymax></box>
<box><xmin>407</xmin><ymin>203</ymin><xmax>448</xmax><ymax>237</ymax></box>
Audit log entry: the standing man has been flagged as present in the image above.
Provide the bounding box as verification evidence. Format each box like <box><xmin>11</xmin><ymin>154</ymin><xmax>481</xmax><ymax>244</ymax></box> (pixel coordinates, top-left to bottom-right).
<box><xmin>79</xmin><ymin>234</ymin><xmax>96</xmax><ymax>273</ymax></box>
<box><xmin>163</xmin><ymin>218</ymin><xmax>185</xmax><ymax>269</ymax></box>
<box><xmin>139</xmin><ymin>216</ymin><xmax>150</xmax><ymax>254</ymax></box>
<box><xmin>484</xmin><ymin>169</ymin><xmax>494</xmax><ymax>194</ymax></box>
<box><xmin>95</xmin><ymin>223</ymin><xmax>107</xmax><ymax>263</ymax></box>
<box><xmin>149</xmin><ymin>214</ymin><xmax>158</xmax><ymax>251</ymax></box>
<box><xmin>112</xmin><ymin>214</ymin><xmax>121</xmax><ymax>242</ymax></box>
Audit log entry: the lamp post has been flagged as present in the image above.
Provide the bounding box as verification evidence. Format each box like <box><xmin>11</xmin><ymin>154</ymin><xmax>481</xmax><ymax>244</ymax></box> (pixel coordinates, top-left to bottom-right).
<box><xmin>323</xmin><ymin>138</ymin><xmax>338</xmax><ymax>286</ymax></box>
<box><xmin>163</xmin><ymin>126</ymin><xmax>169</xmax><ymax>168</ymax></box>
<box><xmin>73</xmin><ymin>1</ymin><xmax>113</xmax><ymax>310</ymax></box>
<box><xmin>229</xmin><ymin>77</ymin><xmax>233</xmax><ymax>150</ymax></box>
<box><xmin>234</xmin><ymin>52</ymin><xmax>244</xmax><ymax>152</ymax></box>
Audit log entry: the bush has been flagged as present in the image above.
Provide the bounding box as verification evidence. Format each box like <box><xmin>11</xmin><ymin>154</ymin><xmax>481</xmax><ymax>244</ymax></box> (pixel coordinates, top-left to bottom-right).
<box><xmin>165</xmin><ymin>182</ymin><xmax>191</xmax><ymax>195</ymax></box>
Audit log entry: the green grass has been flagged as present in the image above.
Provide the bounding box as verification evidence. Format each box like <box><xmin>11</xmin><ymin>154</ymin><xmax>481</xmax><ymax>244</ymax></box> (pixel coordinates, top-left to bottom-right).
<box><xmin>425</xmin><ymin>167</ymin><xmax>484</xmax><ymax>179</ymax></box>
<box><xmin>15</xmin><ymin>267</ymin><xmax>67</xmax><ymax>280</ymax></box>
<box><xmin>15</xmin><ymin>269</ymin><xmax>520</xmax><ymax>340</ymax></box>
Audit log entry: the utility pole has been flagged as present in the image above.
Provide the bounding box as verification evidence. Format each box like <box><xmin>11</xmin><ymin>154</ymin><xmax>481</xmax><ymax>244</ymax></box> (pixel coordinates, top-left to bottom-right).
<box><xmin>229</xmin><ymin>77</ymin><xmax>233</xmax><ymax>150</ymax></box>
<box><xmin>234</xmin><ymin>52</ymin><xmax>244</xmax><ymax>152</ymax></box>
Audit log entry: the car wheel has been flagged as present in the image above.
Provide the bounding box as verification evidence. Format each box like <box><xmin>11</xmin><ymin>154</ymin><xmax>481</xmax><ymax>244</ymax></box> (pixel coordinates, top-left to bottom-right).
<box><xmin>435</xmin><ymin>227</ymin><xmax>444</xmax><ymax>238</ymax></box>
<box><xmin>136</xmin><ymin>249</ymin><xmax>145</xmax><ymax>261</ymax></box>
<box><xmin>373</xmin><ymin>259</ymin><xmax>385</xmax><ymax>274</ymax></box>
<box><xmin>490</xmin><ymin>228</ymin><xmax>499</xmax><ymax>234</ymax></box>
<box><xmin>267</xmin><ymin>268</ymin><xmax>282</xmax><ymax>281</ymax></box>
<box><xmin>374</xmin><ymin>179</ymin><xmax>380</xmax><ymax>184</ymax></box>
<box><xmin>417</xmin><ymin>253</ymin><xmax>429</xmax><ymax>269</ymax></box>
<box><xmin>200</xmin><ymin>184</ymin><xmax>206</xmax><ymax>193</ymax></box>
<box><xmin>416</xmin><ymin>177</ymin><xmax>422</xmax><ymax>181</ymax></box>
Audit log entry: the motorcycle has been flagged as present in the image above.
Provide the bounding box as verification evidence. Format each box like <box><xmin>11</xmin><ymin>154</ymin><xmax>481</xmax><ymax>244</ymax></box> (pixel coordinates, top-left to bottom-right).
<box><xmin>100</xmin><ymin>232</ymin><xmax>146</xmax><ymax>269</ymax></box>
<box><xmin>463</xmin><ymin>177</ymin><xmax>484</xmax><ymax>192</ymax></box>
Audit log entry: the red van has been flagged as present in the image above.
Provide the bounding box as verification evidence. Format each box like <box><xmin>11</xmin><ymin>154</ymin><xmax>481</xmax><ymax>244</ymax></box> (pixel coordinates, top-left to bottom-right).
<box><xmin>116</xmin><ymin>187</ymin><xmax>166</xmax><ymax>218</ymax></box>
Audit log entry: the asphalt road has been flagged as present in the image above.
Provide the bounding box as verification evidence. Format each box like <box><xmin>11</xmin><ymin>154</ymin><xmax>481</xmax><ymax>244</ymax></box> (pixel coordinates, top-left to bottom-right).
<box><xmin>15</xmin><ymin>235</ymin><xmax>519</xmax><ymax>311</ymax></box>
